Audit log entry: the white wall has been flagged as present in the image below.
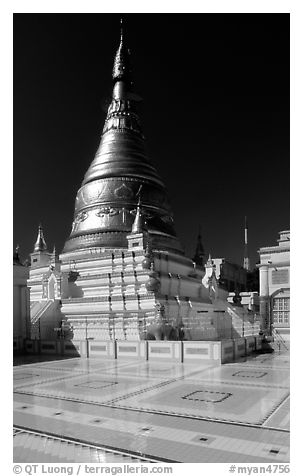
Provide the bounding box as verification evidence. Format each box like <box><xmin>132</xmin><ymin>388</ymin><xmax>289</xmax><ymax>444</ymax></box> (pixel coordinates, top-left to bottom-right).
<box><xmin>13</xmin><ymin>265</ymin><xmax>30</xmax><ymax>346</ymax></box>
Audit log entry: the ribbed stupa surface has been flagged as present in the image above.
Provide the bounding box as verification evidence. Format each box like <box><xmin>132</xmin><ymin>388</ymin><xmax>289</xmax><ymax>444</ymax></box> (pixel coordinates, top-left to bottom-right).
<box><xmin>63</xmin><ymin>27</ymin><xmax>183</xmax><ymax>254</ymax></box>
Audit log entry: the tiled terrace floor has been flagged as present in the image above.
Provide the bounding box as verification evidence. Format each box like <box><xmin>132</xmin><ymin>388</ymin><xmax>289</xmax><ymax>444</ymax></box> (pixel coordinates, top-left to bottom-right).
<box><xmin>13</xmin><ymin>349</ymin><xmax>290</xmax><ymax>463</ymax></box>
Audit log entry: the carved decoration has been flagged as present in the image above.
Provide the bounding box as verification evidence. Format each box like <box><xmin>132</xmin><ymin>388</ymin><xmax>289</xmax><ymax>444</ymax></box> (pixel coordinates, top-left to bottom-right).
<box><xmin>154</xmin><ymin>302</ymin><xmax>166</xmax><ymax>321</ymax></box>
<box><xmin>75</xmin><ymin>211</ymin><xmax>88</xmax><ymax>223</ymax></box>
<box><xmin>142</xmin><ymin>240</ymin><xmax>153</xmax><ymax>270</ymax></box>
<box><xmin>114</xmin><ymin>183</ymin><xmax>134</xmax><ymax>199</ymax></box>
<box><xmin>74</xmin><ymin>178</ymin><xmax>171</xmax><ymax>215</ymax></box>
<box><xmin>95</xmin><ymin>207</ymin><xmax>120</xmax><ymax>217</ymax></box>
<box><xmin>130</xmin><ymin>207</ymin><xmax>153</xmax><ymax>220</ymax></box>
<box><xmin>71</xmin><ymin>210</ymin><xmax>88</xmax><ymax>232</ymax></box>
<box><xmin>161</xmin><ymin>215</ymin><xmax>174</xmax><ymax>223</ymax></box>
<box><xmin>96</xmin><ymin>206</ymin><xmax>111</xmax><ymax>216</ymax></box>
<box><xmin>145</xmin><ymin>265</ymin><xmax>160</xmax><ymax>293</ymax></box>
<box><xmin>97</xmin><ymin>182</ymin><xmax>110</xmax><ymax>199</ymax></box>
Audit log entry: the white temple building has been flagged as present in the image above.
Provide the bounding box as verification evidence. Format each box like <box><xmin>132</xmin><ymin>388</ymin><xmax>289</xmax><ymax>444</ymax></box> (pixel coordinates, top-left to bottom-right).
<box><xmin>258</xmin><ymin>230</ymin><xmax>290</xmax><ymax>342</ymax></box>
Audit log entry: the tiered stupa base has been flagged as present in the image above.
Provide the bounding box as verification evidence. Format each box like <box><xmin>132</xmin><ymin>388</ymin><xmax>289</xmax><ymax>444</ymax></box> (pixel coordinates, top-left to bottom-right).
<box><xmin>59</xmin><ymin>244</ymin><xmax>224</xmax><ymax>342</ymax></box>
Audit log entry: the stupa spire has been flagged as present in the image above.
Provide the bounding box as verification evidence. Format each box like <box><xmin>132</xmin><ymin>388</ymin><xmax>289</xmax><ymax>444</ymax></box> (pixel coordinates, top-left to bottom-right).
<box><xmin>63</xmin><ymin>19</ymin><xmax>183</xmax><ymax>255</ymax></box>
<box><xmin>112</xmin><ymin>18</ymin><xmax>132</xmax><ymax>86</ymax></box>
<box><xmin>51</xmin><ymin>244</ymin><xmax>59</xmax><ymax>260</ymax></box>
<box><xmin>243</xmin><ymin>216</ymin><xmax>250</xmax><ymax>271</ymax></box>
<box><xmin>131</xmin><ymin>195</ymin><xmax>146</xmax><ymax>234</ymax></box>
<box><xmin>13</xmin><ymin>244</ymin><xmax>21</xmax><ymax>264</ymax></box>
<box><xmin>34</xmin><ymin>224</ymin><xmax>47</xmax><ymax>252</ymax></box>
<box><xmin>193</xmin><ymin>226</ymin><xmax>205</xmax><ymax>267</ymax></box>
<box><xmin>206</xmin><ymin>253</ymin><xmax>213</xmax><ymax>266</ymax></box>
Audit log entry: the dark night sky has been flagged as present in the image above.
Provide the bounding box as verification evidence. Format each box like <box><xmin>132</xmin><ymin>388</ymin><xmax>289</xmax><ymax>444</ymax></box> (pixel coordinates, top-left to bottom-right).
<box><xmin>13</xmin><ymin>13</ymin><xmax>290</xmax><ymax>267</ymax></box>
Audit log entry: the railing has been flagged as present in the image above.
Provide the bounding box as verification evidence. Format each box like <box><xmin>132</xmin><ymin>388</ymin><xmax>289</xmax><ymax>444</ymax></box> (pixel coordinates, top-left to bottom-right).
<box><xmin>30</xmin><ymin>301</ymin><xmax>41</xmax><ymax>313</ymax></box>
<box><xmin>31</xmin><ymin>300</ymin><xmax>54</xmax><ymax>326</ymax></box>
<box><xmin>272</xmin><ymin>327</ymin><xmax>289</xmax><ymax>351</ymax></box>
<box><xmin>226</xmin><ymin>304</ymin><xmax>260</xmax><ymax>337</ymax></box>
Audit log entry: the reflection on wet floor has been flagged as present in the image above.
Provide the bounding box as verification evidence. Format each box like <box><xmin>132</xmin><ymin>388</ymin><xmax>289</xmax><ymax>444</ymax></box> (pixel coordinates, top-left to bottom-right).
<box><xmin>14</xmin><ymin>349</ymin><xmax>290</xmax><ymax>463</ymax></box>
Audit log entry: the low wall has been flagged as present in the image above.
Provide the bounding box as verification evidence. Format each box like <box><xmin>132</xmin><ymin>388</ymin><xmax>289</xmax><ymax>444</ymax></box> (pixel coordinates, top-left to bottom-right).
<box><xmin>25</xmin><ymin>339</ymin><xmax>37</xmax><ymax>353</ymax></box>
<box><xmin>117</xmin><ymin>341</ymin><xmax>147</xmax><ymax>360</ymax></box>
<box><xmin>63</xmin><ymin>340</ymin><xmax>87</xmax><ymax>357</ymax></box>
<box><xmin>221</xmin><ymin>339</ymin><xmax>234</xmax><ymax>364</ymax></box>
<box><xmin>40</xmin><ymin>340</ymin><xmax>59</xmax><ymax>354</ymax></box>
<box><xmin>234</xmin><ymin>338</ymin><xmax>246</xmax><ymax>359</ymax></box>
<box><xmin>147</xmin><ymin>341</ymin><xmax>182</xmax><ymax>362</ymax></box>
<box><xmin>255</xmin><ymin>335</ymin><xmax>263</xmax><ymax>350</ymax></box>
<box><xmin>88</xmin><ymin>340</ymin><xmax>116</xmax><ymax>359</ymax></box>
<box><xmin>246</xmin><ymin>336</ymin><xmax>256</xmax><ymax>354</ymax></box>
<box><xmin>183</xmin><ymin>341</ymin><xmax>221</xmax><ymax>363</ymax></box>
<box><xmin>23</xmin><ymin>336</ymin><xmax>265</xmax><ymax>364</ymax></box>
<box><xmin>13</xmin><ymin>337</ymin><xmax>23</xmax><ymax>353</ymax></box>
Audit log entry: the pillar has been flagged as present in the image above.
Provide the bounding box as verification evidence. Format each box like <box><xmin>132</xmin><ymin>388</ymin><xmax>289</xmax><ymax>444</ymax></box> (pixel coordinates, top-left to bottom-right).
<box><xmin>259</xmin><ymin>265</ymin><xmax>270</xmax><ymax>333</ymax></box>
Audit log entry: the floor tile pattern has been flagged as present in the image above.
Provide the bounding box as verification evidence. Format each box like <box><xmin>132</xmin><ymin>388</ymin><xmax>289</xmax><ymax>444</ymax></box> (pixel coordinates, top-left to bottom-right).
<box><xmin>13</xmin><ymin>429</ymin><xmax>159</xmax><ymax>463</ymax></box>
<box><xmin>14</xmin><ymin>349</ymin><xmax>290</xmax><ymax>463</ymax></box>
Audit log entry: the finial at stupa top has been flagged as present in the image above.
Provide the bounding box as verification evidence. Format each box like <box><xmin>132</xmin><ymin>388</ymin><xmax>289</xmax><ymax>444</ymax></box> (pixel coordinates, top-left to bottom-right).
<box><xmin>120</xmin><ymin>17</ymin><xmax>123</xmax><ymax>41</ymax></box>
<box><xmin>112</xmin><ymin>17</ymin><xmax>132</xmax><ymax>84</ymax></box>
<box><xmin>33</xmin><ymin>224</ymin><xmax>48</xmax><ymax>252</ymax></box>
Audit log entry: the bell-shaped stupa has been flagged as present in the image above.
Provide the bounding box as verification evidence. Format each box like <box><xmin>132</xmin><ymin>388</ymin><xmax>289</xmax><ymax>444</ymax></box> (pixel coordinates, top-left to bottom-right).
<box><xmin>25</xmin><ymin>21</ymin><xmax>260</xmax><ymax>347</ymax></box>
<box><xmin>63</xmin><ymin>21</ymin><xmax>183</xmax><ymax>255</ymax></box>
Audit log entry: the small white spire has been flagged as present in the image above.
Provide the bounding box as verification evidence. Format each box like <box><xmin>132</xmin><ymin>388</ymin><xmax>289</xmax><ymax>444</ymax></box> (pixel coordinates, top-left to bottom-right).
<box><xmin>131</xmin><ymin>195</ymin><xmax>145</xmax><ymax>234</ymax></box>
<box><xmin>33</xmin><ymin>224</ymin><xmax>47</xmax><ymax>252</ymax></box>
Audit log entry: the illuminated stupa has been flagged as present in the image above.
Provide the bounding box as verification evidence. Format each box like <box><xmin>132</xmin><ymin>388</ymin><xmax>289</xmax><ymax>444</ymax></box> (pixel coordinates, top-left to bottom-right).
<box><xmin>63</xmin><ymin>23</ymin><xmax>182</xmax><ymax>255</ymax></box>
<box><xmin>27</xmin><ymin>22</ymin><xmax>259</xmax><ymax>344</ymax></box>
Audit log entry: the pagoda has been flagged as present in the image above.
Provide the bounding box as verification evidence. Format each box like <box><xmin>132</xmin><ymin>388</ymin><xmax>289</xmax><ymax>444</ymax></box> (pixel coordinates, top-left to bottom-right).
<box><xmin>27</xmin><ymin>22</ymin><xmax>259</xmax><ymax>343</ymax></box>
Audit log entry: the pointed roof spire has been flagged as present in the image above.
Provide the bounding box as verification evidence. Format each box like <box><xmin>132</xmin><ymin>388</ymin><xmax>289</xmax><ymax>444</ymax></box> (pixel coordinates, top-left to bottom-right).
<box><xmin>131</xmin><ymin>195</ymin><xmax>146</xmax><ymax>234</ymax></box>
<box><xmin>13</xmin><ymin>244</ymin><xmax>21</xmax><ymax>265</ymax></box>
<box><xmin>243</xmin><ymin>215</ymin><xmax>250</xmax><ymax>271</ymax></box>
<box><xmin>193</xmin><ymin>226</ymin><xmax>205</xmax><ymax>266</ymax></box>
<box><xmin>112</xmin><ymin>17</ymin><xmax>132</xmax><ymax>85</ymax></box>
<box><xmin>120</xmin><ymin>17</ymin><xmax>124</xmax><ymax>41</ymax></box>
<box><xmin>51</xmin><ymin>244</ymin><xmax>60</xmax><ymax>264</ymax></box>
<box><xmin>15</xmin><ymin>244</ymin><xmax>20</xmax><ymax>258</ymax></box>
<box><xmin>33</xmin><ymin>224</ymin><xmax>48</xmax><ymax>252</ymax></box>
<box><xmin>206</xmin><ymin>253</ymin><xmax>213</xmax><ymax>266</ymax></box>
<box><xmin>145</xmin><ymin>237</ymin><xmax>152</xmax><ymax>256</ymax></box>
